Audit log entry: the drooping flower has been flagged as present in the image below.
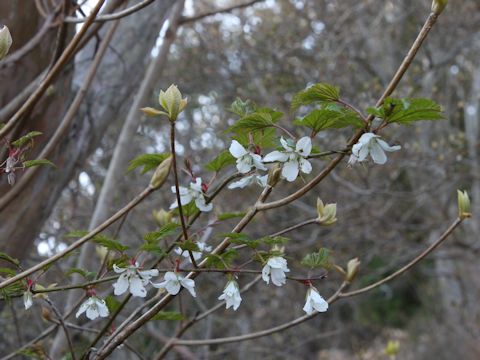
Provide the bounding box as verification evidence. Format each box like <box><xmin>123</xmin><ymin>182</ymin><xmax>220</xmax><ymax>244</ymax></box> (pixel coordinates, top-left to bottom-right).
<box><xmin>303</xmin><ymin>287</ymin><xmax>329</xmax><ymax>315</ymax></box>
<box><xmin>263</xmin><ymin>137</ymin><xmax>312</xmax><ymax>182</ymax></box>
<box><xmin>152</xmin><ymin>271</ymin><xmax>196</xmax><ymax>297</ymax></box>
<box><xmin>170</xmin><ymin>177</ymin><xmax>212</xmax><ymax>212</ymax></box>
<box><xmin>76</xmin><ymin>296</ymin><xmax>110</xmax><ymax>320</ymax></box>
<box><xmin>218</xmin><ymin>280</ymin><xmax>242</xmax><ymax>311</ymax></box>
<box><xmin>262</xmin><ymin>256</ymin><xmax>290</xmax><ymax>286</ymax></box>
<box><xmin>23</xmin><ymin>290</ymin><xmax>33</xmax><ymax>310</ymax></box>
<box><xmin>229</xmin><ymin>140</ymin><xmax>267</xmax><ymax>174</ymax></box>
<box><xmin>112</xmin><ymin>262</ymin><xmax>159</xmax><ymax>298</ymax></box>
<box><xmin>348</xmin><ymin>133</ymin><xmax>401</xmax><ymax>165</ymax></box>
<box><xmin>228</xmin><ymin>174</ymin><xmax>268</xmax><ymax>189</ymax></box>
<box><xmin>175</xmin><ymin>241</ymin><xmax>212</xmax><ymax>263</ymax></box>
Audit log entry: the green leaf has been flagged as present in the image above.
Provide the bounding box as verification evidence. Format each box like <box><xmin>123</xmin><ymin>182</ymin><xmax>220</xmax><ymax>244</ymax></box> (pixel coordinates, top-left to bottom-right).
<box><xmin>228</xmin><ymin>111</ymin><xmax>281</xmax><ymax>134</ymax></box>
<box><xmin>205</xmin><ymin>249</ymin><xmax>238</xmax><ymax>269</ymax></box>
<box><xmin>23</xmin><ymin>159</ymin><xmax>56</xmax><ymax>168</ymax></box>
<box><xmin>232</xmin><ymin>127</ymin><xmax>277</xmax><ymax>148</ymax></box>
<box><xmin>291</xmin><ymin>83</ymin><xmax>340</xmax><ymax>110</ymax></box>
<box><xmin>294</xmin><ymin>108</ymin><xmax>364</xmax><ymax>133</ymax></box>
<box><xmin>0</xmin><ymin>267</ymin><xmax>16</xmax><ymax>277</ymax></box>
<box><xmin>11</xmin><ymin>131</ymin><xmax>43</xmax><ymax>147</ymax></box>
<box><xmin>127</xmin><ymin>153</ymin><xmax>170</xmax><ymax>174</ymax></box>
<box><xmin>229</xmin><ymin>98</ymin><xmax>256</xmax><ymax>117</ymax></box>
<box><xmin>105</xmin><ymin>295</ymin><xmax>122</xmax><ymax>313</ymax></box>
<box><xmin>219</xmin><ymin>232</ymin><xmax>260</xmax><ymax>249</ymax></box>
<box><xmin>139</xmin><ymin>243</ymin><xmax>166</xmax><ymax>256</ymax></box>
<box><xmin>64</xmin><ymin>268</ymin><xmax>95</xmax><ymax>279</ymax></box>
<box><xmin>0</xmin><ymin>252</ymin><xmax>20</xmax><ymax>267</ymax></box>
<box><xmin>151</xmin><ymin>311</ymin><xmax>185</xmax><ymax>321</ymax></box>
<box><xmin>370</xmin><ymin>98</ymin><xmax>444</xmax><ymax>124</ymax></box>
<box><xmin>217</xmin><ymin>212</ymin><xmax>246</xmax><ymax>221</ymax></box>
<box><xmin>260</xmin><ymin>236</ymin><xmax>289</xmax><ymax>246</ymax></box>
<box><xmin>205</xmin><ymin>150</ymin><xmax>235</xmax><ymax>172</ymax></box>
<box><xmin>301</xmin><ymin>248</ymin><xmax>332</xmax><ymax>270</ymax></box>
<box><xmin>144</xmin><ymin>223</ymin><xmax>180</xmax><ymax>243</ymax></box>
<box><xmin>92</xmin><ymin>235</ymin><xmax>129</xmax><ymax>253</ymax></box>
<box><xmin>171</xmin><ymin>201</ymin><xmax>199</xmax><ymax>217</ymax></box>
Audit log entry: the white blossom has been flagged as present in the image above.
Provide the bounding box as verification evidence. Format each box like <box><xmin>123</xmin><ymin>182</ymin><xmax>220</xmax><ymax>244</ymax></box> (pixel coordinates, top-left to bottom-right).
<box><xmin>152</xmin><ymin>271</ymin><xmax>196</xmax><ymax>297</ymax></box>
<box><xmin>175</xmin><ymin>241</ymin><xmax>212</xmax><ymax>263</ymax></box>
<box><xmin>218</xmin><ymin>280</ymin><xmax>242</xmax><ymax>311</ymax></box>
<box><xmin>170</xmin><ymin>177</ymin><xmax>212</xmax><ymax>212</ymax></box>
<box><xmin>348</xmin><ymin>133</ymin><xmax>401</xmax><ymax>165</ymax></box>
<box><xmin>262</xmin><ymin>256</ymin><xmax>290</xmax><ymax>286</ymax></box>
<box><xmin>303</xmin><ymin>287</ymin><xmax>329</xmax><ymax>315</ymax></box>
<box><xmin>228</xmin><ymin>174</ymin><xmax>268</xmax><ymax>189</ymax></box>
<box><xmin>23</xmin><ymin>290</ymin><xmax>33</xmax><ymax>310</ymax></box>
<box><xmin>263</xmin><ymin>137</ymin><xmax>312</xmax><ymax>182</ymax></box>
<box><xmin>76</xmin><ymin>296</ymin><xmax>110</xmax><ymax>320</ymax></box>
<box><xmin>112</xmin><ymin>263</ymin><xmax>159</xmax><ymax>298</ymax></box>
<box><xmin>229</xmin><ymin>140</ymin><xmax>267</xmax><ymax>174</ymax></box>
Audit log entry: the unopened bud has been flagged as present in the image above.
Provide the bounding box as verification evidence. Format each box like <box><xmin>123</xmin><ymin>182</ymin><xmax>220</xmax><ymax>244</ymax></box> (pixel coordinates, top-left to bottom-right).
<box><xmin>431</xmin><ymin>0</ymin><xmax>447</xmax><ymax>15</ymax></box>
<box><xmin>267</xmin><ymin>164</ymin><xmax>282</xmax><ymax>187</ymax></box>
<box><xmin>158</xmin><ymin>84</ymin><xmax>187</xmax><ymax>121</ymax></box>
<box><xmin>140</xmin><ymin>107</ymin><xmax>167</xmax><ymax>117</ymax></box>
<box><xmin>0</xmin><ymin>25</ymin><xmax>12</xmax><ymax>60</ymax></box>
<box><xmin>346</xmin><ymin>258</ymin><xmax>361</xmax><ymax>282</ymax></box>
<box><xmin>150</xmin><ymin>155</ymin><xmax>172</xmax><ymax>189</ymax></box>
<box><xmin>457</xmin><ymin>190</ymin><xmax>471</xmax><ymax>220</ymax></box>
<box><xmin>152</xmin><ymin>209</ymin><xmax>172</xmax><ymax>226</ymax></box>
<box><xmin>316</xmin><ymin>198</ymin><xmax>337</xmax><ymax>226</ymax></box>
<box><xmin>96</xmin><ymin>245</ymin><xmax>109</xmax><ymax>263</ymax></box>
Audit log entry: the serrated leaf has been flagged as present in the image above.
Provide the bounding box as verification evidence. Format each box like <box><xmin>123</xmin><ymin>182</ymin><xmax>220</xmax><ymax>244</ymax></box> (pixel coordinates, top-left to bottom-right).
<box><xmin>127</xmin><ymin>153</ymin><xmax>170</xmax><ymax>174</ymax></box>
<box><xmin>23</xmin><ymin>159</ymin><xmax>56</xmax><ymax>168</ymax></box>
<box><xmin>301</xmin><ymin>248</ymin><xmax>332</xmax><ymax>270</ymax></box>
<box><xmin>217</xmin><ymin>212</ymin><xmax>246</xmax><ymax>221</ymax></box>
<box><xmin>151</xmin><ymin>311</ymin><xmax>185</xmax><ymax>321</ymax></box>
<box><xmin>228</xmin><ymin>111</ymin><xmax>280</xmax><ymax>134</ymax></box>
<box><xmin>12</xmin><ymin>131</ymin><xmax>43</xmax><ymax>147</ymax></box>
<box><xmin>260</xmin><ymin>236</ymin><xmax>289</xmax><ymax>246</ymax></box>
<box><xmin>139</xmin><ymin>243</ymin><xmax>166</xmax><ymax>256</ymax></box>
<box><xmin>219</xmin><ymin>232</ymin><xmax>259</xmax><ymax>249</ymax></box>
<box><xmin>171</xmin><ymin>201</ymin><xmax>199</xmax><ymax>217</ymax></box>
<box><xmin>205</xmin><ymin>150</ymin><xmax>235</xmax><ymax>172</ymax></box>
<box><xmin>371</xmin><ymin>98</ymin><xmax>444</xmax><ymax>124</ymax></box>
<box><xmin>64</xmin><ymin>268</ymin><xmax>95</xmax><ymax>279</ymax></box>
<box><xmin>205</xmin><ymin>249</ymin><xmax>238</xmax><ymax>269</ymax></box>
<box><xmin>92</xmin><ymin>235</ymin><xmax>129</xmax><ymax>253</ymax></box>
<box><xmin>294</xmin><ymin>108</ymin><xmax>364</xmax><ymax>133</ymax></box>
<box><xmin>144</xmin><ymin>223</ymin><xmax>180</xmax><ymax>243</ymax></box>
<box><xmin>65</xmin><ymin>230</ymin><xmax>89</xmax><ymax>238</ymax></box>
<box><xmin>232</xmin><ymin>127</ymin><xmax>277</xmax><ymax>148</ymax></box>
<box><xmin>291</xmin><ymin>83</ymin><xmax>340</xmax><ymax>110</ymax></box>
<box><xmin>175</xmin><ymin>239</ymin><xmax>200</xmax><ymax>252</ymax></box>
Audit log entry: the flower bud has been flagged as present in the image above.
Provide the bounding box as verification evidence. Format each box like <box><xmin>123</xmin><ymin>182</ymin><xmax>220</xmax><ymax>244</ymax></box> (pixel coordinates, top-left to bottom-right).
<box><xmin>150</xmin><ymin>155</ymin><xmax>172</xmax><ymax>189</ymax></box>
<box><xmin>158</xmin><ymin>84</ymin><xmax>187</xmax><ymax>121</ymax></box>
<box><xmin>0</xmin><ymin>25</ymin><xmax>12</xmax><ymax>60</ymax></box>
<box><xmin>140</xmin><ymin>107</ymin><xmax>167</xmax><ymax>117</ymax></box>
<box><xmin>431</xmin><ymin>0</ymin><xmax>447</xmax><ymax>15</ymax></box>
<box><xmin>346</xmin><ymin>258</ymin><xmax>361</xmax><ymax>282</ymax></box>
<box><xmin>152</xmin><ymin>209</ymin><xmax>172</xmax><ymax>226</ymax></box>
<box><xmin>457</xmin><ymin>190</ymin><xmax>471</xmax><ymax>220</ymax></box>
<box><xmin>267</xmin><ymin>163</ymin><xmax>282</xmax><ymax>187</ymax></box>
<box><xmin>316</xmin><ymin>198</ymin><xmax>337</xmax><ymax>226</ymax></box>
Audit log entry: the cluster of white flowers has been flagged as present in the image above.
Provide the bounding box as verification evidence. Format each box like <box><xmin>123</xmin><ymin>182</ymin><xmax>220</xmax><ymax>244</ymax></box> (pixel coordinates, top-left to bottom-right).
<box><xmin>175</xmin><ymin>241</ymin><xmax>212</xmax><ymax>263</ymax></box>
<box><xmin>170</xmin><ymin>177</ymin><xmax>212</xmax><ymax>212</ymax></box>
<box><xmin>348</xmin><ymin>133</ymin><xmax>401</xmax><ymax>165</ymax></box>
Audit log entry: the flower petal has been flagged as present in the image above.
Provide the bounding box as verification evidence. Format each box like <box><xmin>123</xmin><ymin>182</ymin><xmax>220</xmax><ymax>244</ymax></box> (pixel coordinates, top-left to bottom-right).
<box><xmin>180</xmin><ymin>278</ymin><xmax>196</xmax><ymax>297</ymax></box>
<box><xmin>299</xmin><ymin>158</ymin><xmax>312</xmax><ymax>174</ymax></box>
<box><xmin>280</xmin><ymin>137</ymin><xmax>293</xmax><ymax>151</ymax></box>
<box><xmin>263</xmin><ymin>151</ymin><xmax>289</xmax><ymax>163</ymax></box>
<box><xmin>229</xmin><ymin>140</ymin><xmax>248</xmax><ymax>158</ymax></box>
<box><xmin>369</xmin><ymin>142</ymin><xmax>387</xmax><ymax>164</ymax></box>
<box><xmin>195</xmin><ymin>197</ymin><xmax>213</xmax><ymax>212</ymax></box>
<box><xmin>261</xmin><ymin>264</ymin><xmax>270</xmax><ymax>284</ymax></box>
<box><xmin>113</xmin><ymin>273</ymin><xmax>130</xmax><ymax>296</ymax></box>
<box><xmin>251</xmin><ymin>154</ymin><xmax>267</xmax><ymax>171</ymax></box>
<box><xmin>228</xmin><ymin>176</ymin><xmax>254</xmax><ymax>189</ymax></box>
<box><xmin>295</xmin><ymin>136</ymin><xmax>312</xmax><ymax>156</ymax></box>
<box><xmin>282</xmin><ymin>160</ymin><xmax>299</xmax><ymax>182</ymax></box>
<box><xmin>377</xmin><ymin>139</ymin><xmax>401</xmax><ymax>152</ymax></box>
<box><xmin>236</xmin><ymin>158</ymin><xmax>253</xmax><ymax>174</ymax></box>
<box><xmin>129</xmin><ymin>275</ymin><xmax>147</xmax><ymax>297</ymax></box>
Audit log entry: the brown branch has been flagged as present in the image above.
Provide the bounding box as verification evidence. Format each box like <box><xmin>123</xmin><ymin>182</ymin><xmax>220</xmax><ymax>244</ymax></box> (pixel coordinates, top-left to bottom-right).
<box><xmin>64</xmin><ymin>0</ymin><xmax>156</xmax><ymax>23</ymax></box>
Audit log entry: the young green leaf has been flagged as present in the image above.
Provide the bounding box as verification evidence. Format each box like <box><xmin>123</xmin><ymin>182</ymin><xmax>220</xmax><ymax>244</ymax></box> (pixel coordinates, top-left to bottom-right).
<box><xmin>294</xmin><ymin>108</ymin><xmax>364</xmax><ymax>133</ymax></box>
<box><xmin>229</xmin><ymin>98</ymin><xmax>256</xmax><ymax>117</ymax></box>
<box><xmin>23</xmin><ymin>159</ymin><xmax>56</xmax><ymax>168</ymax></box>
<box><xmin>301</xmin><ymin>248</ymin><xmax>332</xmax><ymax>270</ymax></box>
<box><xmin>127</xmin><ymin>153</ymin><xmax>170</xmax><ymax>174</ymax></box>
<box><xmin>205</xmin><ymin>150</ymin><xmax>235</xmax><ymax>172</ymax></box>
<box><xmin>370</xmin><ymin>98</ymin><xmax>444</xmax><ymax>124</ymax></box>
<box><xmin>228</xmin><ymin>111</ymin><xmax>280</xmax><ymax>134</ymax></box>
<box><xmin>92</xmin><ymin>235</ymin><xmax>129</xmax><ymax>253</ymax></box>
<box><xmin>11</xmin><ymin>131</ymin><xmax>43</xmax><ymax>147</ymax></box>
<box><xmin>291</xmin><ymin>83</ymin><xmax>340</xmax><ymax>110</ymax></box>
<box><xmin>0</xmin><ymin>252</ymin><xmax>20</xmax><ymax>267</ymax></box>
<box><xmin>143</xmin><ymin>223</ymin><xmax>180</xmax><ymax>243</ymax></box>
<box><xmin>217</xmin><ymin>211</ymin><xmax>246</xmax><ymax>221</ymax></box>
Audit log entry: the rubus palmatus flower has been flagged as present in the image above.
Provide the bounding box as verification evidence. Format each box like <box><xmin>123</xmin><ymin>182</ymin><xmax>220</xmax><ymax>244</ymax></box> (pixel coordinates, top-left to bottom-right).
<box><xmin>175</xmin><ymin>241</ymin><xmax>212</xmax><ymax>263</ymax></box>
<box><xmin>228</xmin><ymin>174</ymin><xmax>268</xmax><ymax>189</ymax></box>
<box><xmin>170</xmin><ymin>177</ymin><xmax>212</xmax><ymax>212</ymax></box>
<box><xmin>76</xmin><ymin>296</ymin><xmax>109</xmax><ymax>320</ymax></box>
<box><xmin>112</xmin><ymin>262</ymin><xmax>159</xmax><ymax>298</ymax></box>
<box><xmin>229</xmin><ymin>140</ymin><xmax>267</xmax><ymax>174</ymax></box>
<box><xmin>262</xmin><ymin>256</ymin><xmax>290</xmax><ymax>286</ymax></box>
<box><xmin>263</xmin><ymin>137</ymin><xmax>312</xmax><ymax>182</ymax></box>
<box><xmin>152</xmin><ymin>271</ymin><xmax>196</xmax><ymax>297</ymax></box>
<box><xmin>303</xmin><ymin>287</ymin><xmax>329</xmax><ymax>315</ymax></box>
<box><xmin>348</xmin><ymin>133</ymin><xmax>401</xmax><ymax>165</ymax></box>
<box><xmin>218</xmin><ymin>280</ymin><xmax>242</xmax><ymax>311</ymax></box>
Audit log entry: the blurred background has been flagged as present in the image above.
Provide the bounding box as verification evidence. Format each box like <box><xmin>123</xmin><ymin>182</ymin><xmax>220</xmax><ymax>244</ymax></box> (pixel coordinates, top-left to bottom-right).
<box><xmin>0</xmin><ymin>0</ymin><xmax>479</xmax><ymax>359</ymax></box>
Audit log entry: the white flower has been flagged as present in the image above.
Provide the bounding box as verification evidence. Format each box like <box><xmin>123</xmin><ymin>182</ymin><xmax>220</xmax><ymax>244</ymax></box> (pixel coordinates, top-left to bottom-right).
<box><xmin>228</xmin><ymin>174</ymin><xmax>268</xmax><ymax>189</ymax></box>
<box><xmin>112</xmin><ymin>263</ymin><xmax>159</xmax><ymax>298</ymax></box>
<box><xmin>263</xmin><ymin>137</ymin><xmax>312</xmax><ymax>182</ymax></box>
<box><xmin>170</xmin><ymin>177</ymin><xmax>212</xmax><ymax>212</ymax></box>
<box><xmin>218</xmin><ymin>280</ymin><xmax>242</xmax><ymax>311</ymax></box>
<box><xmin>23</xmin><ymin>290</ymin><xmax>33</xmax><ymax>310</ymax></box>
<box><xmin>303</xmin><ymin>287</ymin><xmax>329</xmax><ymax>315</ymax></box>
<box><xmin>348</xmin><ymin>133</ymin><xmax>401</xmax><ymax>165</ymax></box>
<box><xmin>175</xmin><ymin>241</ymin><xmax>212</xmax><ymax>263</ymax></box>
<box><xmin>229</xmin><ymin>140</ymin><xmax>267</xmax><ymax>174</ymax></box>
<box><xmin>262</xmin><ymin>256</ymin><xmax>290</xmax><ymax>286</ymax></box>
<box><xmin>152</xmin><ymin>271</ymin><xmax>196</xmax><ymax>297</ymax></box>
<box><xmin>76</xmin><ymin>297</ymin><xmax>110</xmax><ymax>320</ymax></box>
